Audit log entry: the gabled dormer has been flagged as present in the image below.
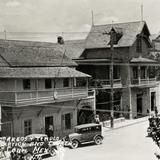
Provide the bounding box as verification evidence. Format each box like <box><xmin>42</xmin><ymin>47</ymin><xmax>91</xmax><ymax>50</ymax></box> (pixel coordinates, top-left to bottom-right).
<box><xmin>135</xmin><ymin>22</ymin><xmax>152</xmax><ymax>54</ymax></box>
<box><xmin>108</xmin><ymin>27</ymin><xmax>123</xmax><ymax>45</ymax></box>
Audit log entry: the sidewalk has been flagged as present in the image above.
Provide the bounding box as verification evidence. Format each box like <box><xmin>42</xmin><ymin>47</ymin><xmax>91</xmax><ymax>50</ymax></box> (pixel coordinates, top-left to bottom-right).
<box><xmin>102</xmin><ymin>116</ymin><xmax>149</xmax><ymax>133</ymax></box>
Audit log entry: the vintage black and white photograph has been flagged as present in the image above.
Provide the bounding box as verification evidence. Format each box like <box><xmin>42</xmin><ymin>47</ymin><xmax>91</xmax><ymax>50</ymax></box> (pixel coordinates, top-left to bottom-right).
<box><xmin>0</xmin><ymin>0</ymin><xmax>160</xmax><ymax>160</ymax></box>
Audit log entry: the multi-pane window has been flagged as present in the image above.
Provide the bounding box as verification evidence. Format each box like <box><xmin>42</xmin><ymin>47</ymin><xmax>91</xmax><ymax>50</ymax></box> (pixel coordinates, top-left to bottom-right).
<box><xmin>24</xmin><ymin>119</ymin><xmax>32</xmax><ymax>136</ymax></box>
<box><xmin>74</xmin><ymin>78</ymin><xmax>87</xmax><ymax>87</ymax></box>
<box><xmin>148</xmin><ymin>66</ymin><xmax>156</xmax><ymax>78</ymax></box>
<box><xmin>64</xmin><ymin>113</ymin><xmax>71</xmax><ymax>129</ymax></box>
<box><xmin>133</xmin><ymin>67</ymin><xmax>138</xmax><ymax>79</ymax></box>
<box><xmin>140</xmin><ymin>67</ymin><xmax>146</xmax><ymax>79</ymax></box>
<box><xmin>136</xmin><ymin>38</ymin><xmax>142</xmax><ymax>53</ymax></box>
<box><xmin>23</xmin><ymin>79</ymin><xmax>31</xmax><ymax>90</ymax></box>
<box><xmin>113</xmin><ymin>66</ymin><xmax>120</xmax><ymax>79</ymax></box>
<box><xmin>45</xmin><ymin>79</ymin><xmax>52</xmax><ymax>89</ymax></box>
<box><xmin>63</xmin><ymin>78</ymin><xmax>69</xmax><ymax>87</ymax></box>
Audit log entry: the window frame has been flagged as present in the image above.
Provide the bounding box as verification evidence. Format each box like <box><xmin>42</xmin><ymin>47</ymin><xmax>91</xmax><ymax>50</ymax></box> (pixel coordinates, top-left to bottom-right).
<box><xmin>113</xmin><ymin>65</ymin><xmax>120</xmax><ymax>79</ymax></box>
<box><xmin>45</xmin><ymin>79</ymin><xmax>52</xmax><ymax>89</ymax></box>
<box><xmin>136</xmin><ymin>37</ymin><xmax>142</xmax><ymax>53</ymax></box>
<box><xmin>140</xmin><ymin>66</ymin><xmax>146</xmax><ymax>79</ymax></box>
<box><xmin>64</xmin><ymin>113</ymin><xmax>71</xmax><ymax>130</ymax></box>
<box><xmin>23</xmin><ymin>79</ymin><xmax>31</xmax><ymax>90</ymax></box>
<box><xmin>24</xmin><ymin>119</ymin><xmax>32</xmax><ymax>136</ymax></box>
<box><xmin>74</xmin><ymin>78</ymin><xmax>87</xmax><ymax>87</ymax></box>
<box><xmin>63</xmin><ymin>78</ymin><xmax>70</xmax><ymax>88</ymax></box>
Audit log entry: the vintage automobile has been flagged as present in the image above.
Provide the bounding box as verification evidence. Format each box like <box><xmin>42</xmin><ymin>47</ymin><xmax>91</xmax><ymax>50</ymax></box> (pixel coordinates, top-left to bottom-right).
<box><xmin>64</xmin><ymin>123</ymin><xmax>103</xmax><ymax>149</ymax></box>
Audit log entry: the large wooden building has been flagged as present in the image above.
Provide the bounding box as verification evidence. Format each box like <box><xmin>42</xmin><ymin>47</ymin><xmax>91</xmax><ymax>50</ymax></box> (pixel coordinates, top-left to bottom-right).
<box><xmin>52</xmin><ymin>21</ymin><xmax>159</xmax><ymax>120</ymax></box>
<box><xmin>0</xmin><ymin>40</ymin><xmax>95</xmax><ymax>137</ymax></box>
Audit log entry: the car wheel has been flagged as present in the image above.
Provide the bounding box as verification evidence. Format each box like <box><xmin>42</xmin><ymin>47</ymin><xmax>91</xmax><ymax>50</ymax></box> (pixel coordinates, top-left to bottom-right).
<box><xmin>71</xmin><ymin>140</ymin><xmax>79</xmax><ymax>149</ymax></box>
<box><xmin>94</xmin><ymin>136</ymin><xmax>102</xmax><ymax>145</ymax></box>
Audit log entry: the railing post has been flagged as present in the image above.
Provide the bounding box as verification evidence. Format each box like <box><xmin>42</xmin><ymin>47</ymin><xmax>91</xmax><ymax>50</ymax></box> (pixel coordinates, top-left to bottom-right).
<box><xmin>14</xmin><ymin>79</ymin><xmax>17</xmax><ymax>104</ymax></box>
<box><xmin>36</xmin><ymin>79</ymin><xmax>38</xmax><ymax>102</ymax></box>
<box><xmin>72</xmin><ymin>78</ymin><xmax>74</xmax><ymax>98</ymax></box>
<box><xmin>138</xmin><ymin>66</ymin><xmax>141</xmax><ymax>85</ymax></box>
<box><xmin>93</xmin><ymin>90</ymin><xmax>96</xmax><ymax>115</ymax></box>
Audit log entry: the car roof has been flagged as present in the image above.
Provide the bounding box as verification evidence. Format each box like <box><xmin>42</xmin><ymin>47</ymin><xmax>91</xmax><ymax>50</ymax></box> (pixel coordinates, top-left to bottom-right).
<box><xmin>75</xmin><ymin>123</ymin><xmax>101</xmax><ymax>129</ymax></box>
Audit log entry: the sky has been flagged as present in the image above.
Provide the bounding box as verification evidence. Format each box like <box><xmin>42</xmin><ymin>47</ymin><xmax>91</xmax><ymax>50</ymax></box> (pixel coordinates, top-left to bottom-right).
<box><xmin>0</xmin><ymin>0</ymin><xmax>160</xmax><ymax>42</ymax></box>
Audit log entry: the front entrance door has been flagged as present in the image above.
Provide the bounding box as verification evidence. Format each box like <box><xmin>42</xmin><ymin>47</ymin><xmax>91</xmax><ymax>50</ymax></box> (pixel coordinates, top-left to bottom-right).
<box><xmin>45</xmin><ymin>116</ymin><xmax>54</xmax><ymax>137</ymax></box>
<box><xmin>137</xmin><ymin>94</ymin><xmax>143</xmax><ymax>117</ymax></box>
<box><xmin>151</xmin><ymin>92</ymin><xmax>156</xmax><ymax>111</ymax></box>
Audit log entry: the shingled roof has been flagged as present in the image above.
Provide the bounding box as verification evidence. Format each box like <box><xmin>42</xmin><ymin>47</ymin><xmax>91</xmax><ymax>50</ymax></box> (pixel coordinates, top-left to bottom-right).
<box><xmin>0</xmin><ymin>40</ymin><xmax>77</xmax><ymax>67</ymax></box>
<box><xmin>0</xmin><ymin>67</ymin><xmax>91</xmax><ymax>78</ymax></box>
<box><xmin>85</xmin><ymin>21</ymin><xmax>150</xmax><ymax>49</ymax></box>
<box><xmin>0</xmin><ymin>56</ymin><xmax>9</xmax><ymax>66</ymax></box>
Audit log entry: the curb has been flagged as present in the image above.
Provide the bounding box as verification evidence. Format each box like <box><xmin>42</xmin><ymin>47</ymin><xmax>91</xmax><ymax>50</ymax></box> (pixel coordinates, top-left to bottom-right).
<box><xmin>103</xmin><ymin>117</ymin><xmax>148</xmax><ymax>133</ymax></box>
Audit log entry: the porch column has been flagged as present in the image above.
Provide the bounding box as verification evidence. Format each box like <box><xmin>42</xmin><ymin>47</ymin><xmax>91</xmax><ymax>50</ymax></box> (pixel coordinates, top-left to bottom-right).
<box><xmin>146</xmin><ymin>66</ymin><xmax>149</xmax><ymax>84</ymax></box>
<box><xmin>120</xmin><ymin>93</ymin><xmax>123</xmax><ymax>117</ymax></box>
<box><xmin>36</xmin><ymin>79</ymin><xmax>38</xmax><ymax>102</ymax></box>
<box><xmin>14</xmin><ymin>79</ymin><xmax>17</xmax><ymax>104</ymax></box>
<box><xmin>128</xmin><ymin>64</ymin><xmax>132</xmax><ymax>119</ymax></box>
<box><xmin>138</xmin><ymin>66</ymin><xmax>141</xmax><ymax>85</ymax></box>
<box><xmin>93</xmin><ymin>89</ymin><xmax>96</xmax><ymax>115</ymax></box>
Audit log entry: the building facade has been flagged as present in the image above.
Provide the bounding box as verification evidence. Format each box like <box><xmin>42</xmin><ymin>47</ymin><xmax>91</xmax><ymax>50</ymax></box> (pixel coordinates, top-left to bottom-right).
<box><xmin>0</xmin><ymin>40</ymin><xmax>95</xmax><ymax>137</ymax></box>
<box><xmin>54</xmin><ymin>21</ymin><xmax>159</xmax><ymax>120</ymax></box>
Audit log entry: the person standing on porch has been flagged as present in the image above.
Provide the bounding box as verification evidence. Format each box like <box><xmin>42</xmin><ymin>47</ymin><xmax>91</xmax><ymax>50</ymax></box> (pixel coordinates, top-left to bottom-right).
<box><xmin>48</xmin><ymin>124</ymin><xmax>54</xmax><ymax>137</ymax></box>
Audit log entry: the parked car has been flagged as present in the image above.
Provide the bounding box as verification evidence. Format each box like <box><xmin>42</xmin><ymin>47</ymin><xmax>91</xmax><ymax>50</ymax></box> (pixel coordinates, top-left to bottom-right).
<box><xmin>64</xmin><ymin>123</ymin><xmax>103</xmax><ymax>149</ymax></box>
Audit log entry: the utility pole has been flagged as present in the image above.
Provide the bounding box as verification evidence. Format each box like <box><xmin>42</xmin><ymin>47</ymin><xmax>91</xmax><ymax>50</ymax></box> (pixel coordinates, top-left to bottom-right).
<box><xmin>110</xmin><ymin>29</ymin><xmax>114</xmax><ymax>128</ymax></box>
<box><xmin>91</xmin><ymin>10</ymin><xmax>94</xmax><ymax>26</ymax></box>
<box><xmin>4</xmin><ymin>30</ymin><xmax>7</xmax><ymax>41</ymax></box>
<box><xmin>141</xmin><ymin>0</ymin><xmax>144</xmax><ymax>21</ymax></box>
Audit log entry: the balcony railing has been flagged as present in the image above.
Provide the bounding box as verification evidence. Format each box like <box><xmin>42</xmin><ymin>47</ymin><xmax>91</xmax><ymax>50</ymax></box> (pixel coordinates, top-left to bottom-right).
<box><xmin>131</xmin><ymin>78</ymin><xmax>157</xmax><ymax>86</ymax></box>
<box><xmin>0</xmin><ymin>87</ymin><xmax>89</xmax><ymax>106</ymax></box>
<box><xmin>89</xmin><ymin>79</ymin><xmax>122</xmax><ymax>88</ymax></box>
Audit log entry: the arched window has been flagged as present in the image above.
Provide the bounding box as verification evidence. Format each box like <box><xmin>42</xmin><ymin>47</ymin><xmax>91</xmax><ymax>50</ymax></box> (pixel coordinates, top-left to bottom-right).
<box><xmin>136</xmin><ymin>38</ymin><xmax>142</xmax><ymax>53</ymax></box>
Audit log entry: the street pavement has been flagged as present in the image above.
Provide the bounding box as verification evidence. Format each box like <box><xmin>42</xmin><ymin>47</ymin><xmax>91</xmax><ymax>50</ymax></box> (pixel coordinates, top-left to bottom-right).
<box><xmin>1</xmin><ymin>117</ymin><xmax>159</xmax><ymax>160</ymax></box>
<box><xmin>60</xmin><ymin>120</ymin><xmax>159</xmax><ymax>160</ymax></box>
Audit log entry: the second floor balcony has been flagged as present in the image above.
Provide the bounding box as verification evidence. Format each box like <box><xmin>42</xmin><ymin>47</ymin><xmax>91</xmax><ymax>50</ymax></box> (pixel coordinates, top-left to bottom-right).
<box><xmin>131</xmin><ymin>65</ymin><xmax>157</xmax><ymax>87</ymax></box>
<box><xmin>131</xmin><ymin>77</ymin><xmax>157</xmax><ymax>87</ymax></box>
<box><xmin>89</xmin><ymin>78</ymin><xmax>122</xmax><ymax>89</ymax></box>
<box><xmin>0</xmin><ymin>87</ymin><xmax>89</xmax><ymax>107</ymax></box>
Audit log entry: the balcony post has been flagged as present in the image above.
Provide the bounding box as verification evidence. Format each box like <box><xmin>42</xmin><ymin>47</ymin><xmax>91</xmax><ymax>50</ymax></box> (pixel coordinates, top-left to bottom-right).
<box><xmin>72</xmin><ymin>78</ymin><xmax>74</xmax><ymax>98</ymax></box>
<box><xmin>146</xmin><ymin>66</ymin><xmax>149</xmax><ymax>84</ymax></box>
<box><xmin>109</xmin><ymin>29</ymin><xmax>114</xmax><ymax>128</ymax></box>
<box><xmin>128</xmin><ymin>63</ymin><xmax>132</xmax><ymax>119</ymax></box>
<box><xmin>138</xmin><ymin>66</ymin><xmax>141</xmax><ymax>85</ymax></box>
<box><xmin>14</xmin><ymin>79</ymin><xmax>17</xmax><ymax>104</ymax></box>
<box><xmin>93</xmin><ymin>89</ymin><xmax>96</xmax><ymax>115</ymax></box>
<box><xmin>86</xmin><ymin>78</ymin><xmax>89</xmax><ymax>96</ymax></box>
<box><xmin>36</xmin><ymin>79</ymin><xmax>38</xmax><ymax>102</ymax></box>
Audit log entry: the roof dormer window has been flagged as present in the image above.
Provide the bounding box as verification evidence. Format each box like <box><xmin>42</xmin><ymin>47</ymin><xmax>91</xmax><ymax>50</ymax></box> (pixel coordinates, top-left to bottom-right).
<box><xmin>136</xmin><ymin>37</ymin><xmax>142</xmax><ymax>53</ymax></box>
<box><xmin>108</xmin><ymin>27</ymin><xmax>123</xmax><ymax>45</ymax></box>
